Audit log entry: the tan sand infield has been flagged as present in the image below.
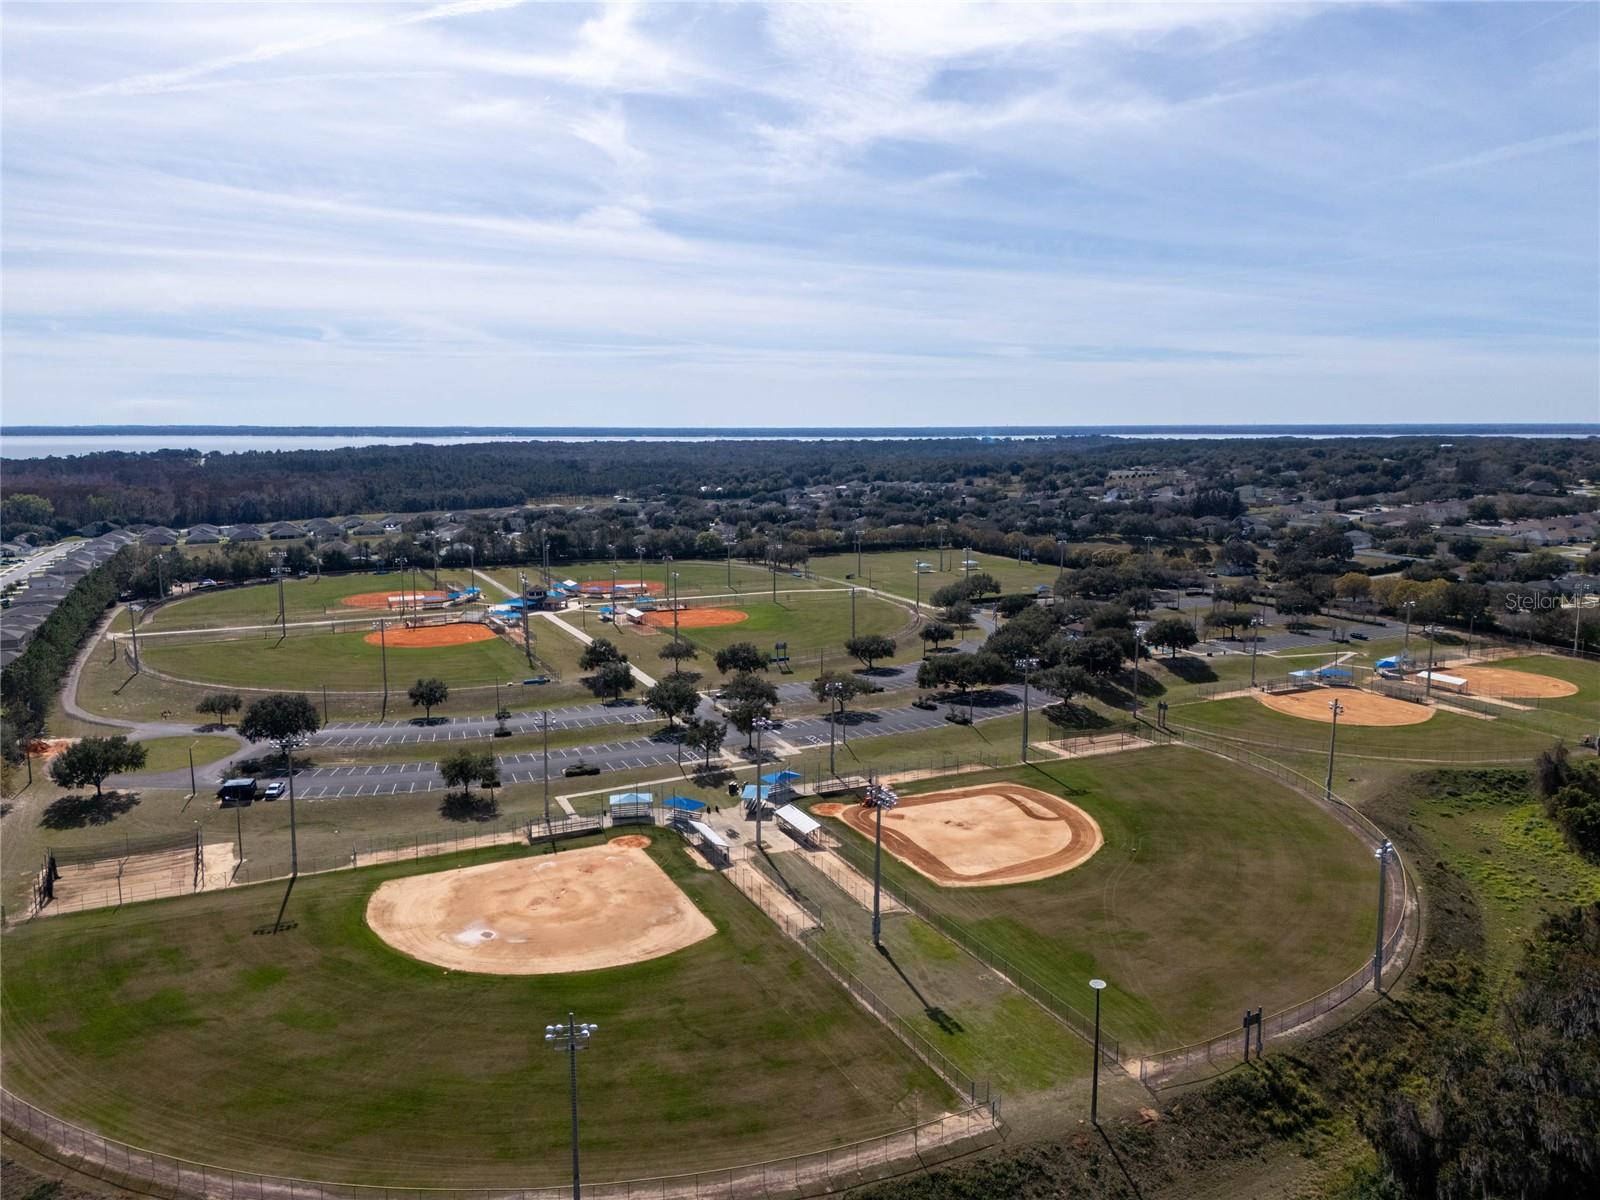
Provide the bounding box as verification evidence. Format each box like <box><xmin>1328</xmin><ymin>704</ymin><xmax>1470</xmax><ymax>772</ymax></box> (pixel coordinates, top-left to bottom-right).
<box><xmin>1257</xmin><ymin>688</ymin><xmax>1433</xmax><ymax>727</ymax></box>
<box><xmin>340</xmin><ymin>591</ymin><xmax>447</xmax><ymax>610</ymax></box>
<box><xmin>836</xmin><ymin>783</ymin><xmax>1103</xmax><ymax>888</ymax></box>
<box><xmin>640</xmin><ymin>607</ymin><xmax>749</xmax><ymax>629</ymax></box>
<box><xmin>362</xmin><ymin>623</ymin><xmax>498</xmax><ymax>648</ymax></box>
<box><xmin>1448</xmin><ymin>666</ymin><xmax>1579</xmax><ymax>699</ymax></box>
<box><xmin>365</xmin><ymin>843</ymin><xmax>714</xmax><ymax>975</ymax></box>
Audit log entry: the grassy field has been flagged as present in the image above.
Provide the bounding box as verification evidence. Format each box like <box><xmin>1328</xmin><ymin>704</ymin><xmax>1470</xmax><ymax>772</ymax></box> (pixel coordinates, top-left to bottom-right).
<box><xmin>810</xmin><ymin>549</ymin><xmax>1066</xmax><ymax>603</ymax></box>
<box><xmin>557</xmin><ymin>589</ymin><xmax>922</xmax><ymax>680</ymax></box>
<box><xmin>0</xmin><ymin>836</ymin><xmax>951</xmax><ymax>1187</ymax></box>
<box><xmin>143</xmin><ymin>571</ymin><xmax>480</xmax><ymax>633</ymax></box>
<box><xmin>132</xmin><ymin>735</ymin><xmax>239</xmax><ymax>774</ymax></box>
<box><xmin>1170</xmin><ymin>693</ymin><xmax>1568</xmax><ymax>763</ymax></box>
<box><xmin>73</xmin><ymin>620</ymin><xmax>594</xmax><ymax>726</ymax></box>
<box><xmin>485</xmin><ymin>556</ymin><xmax>828</xmax><ymax>601</ymax></box>
<box><xmin>810</xmin><ymin>747</ymin><xmax>1377</xmax><ymax>1051</ymax></box>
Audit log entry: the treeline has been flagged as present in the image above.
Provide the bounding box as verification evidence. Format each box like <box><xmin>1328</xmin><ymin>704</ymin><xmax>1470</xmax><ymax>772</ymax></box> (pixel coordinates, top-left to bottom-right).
<box><xmin>0</xmin><ymin>549</ymin><xmax>136</xmax><ymax>756</ymax></box>
<box><xmin>4</xmin><ymin>435</ymin><xmax>1594</xmax><ymax>530</ymax></box>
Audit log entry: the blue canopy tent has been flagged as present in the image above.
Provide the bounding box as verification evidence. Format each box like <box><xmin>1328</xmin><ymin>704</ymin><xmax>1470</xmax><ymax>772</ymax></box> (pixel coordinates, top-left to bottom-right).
<box><xmin>741</xmin><ymin>783</ymin><xmax>770</xmax><ymax>802</ymax></box>
<box><xmin>1376</xmin><ymin>656</ymin><xmax>1406</xmax><ymax>670</ymax></box>
<box><xmin>1314</xmin><ymin>666</ymin><xmax>1354</xmax><ymax>680</ymax></box>
<box><xmin>761</xmin><ymin>770</ymin><xmax>803</xmax><ymax>785</ymax></box>
<box><xmin>662</xmin><ymin>796</ymin><xmax>706</xmax><ymax>815</ymax></box>
<box><xmin>607</xmin><ymin>791</ymin><xmax>654</xmax><ymax>825</ymax></box>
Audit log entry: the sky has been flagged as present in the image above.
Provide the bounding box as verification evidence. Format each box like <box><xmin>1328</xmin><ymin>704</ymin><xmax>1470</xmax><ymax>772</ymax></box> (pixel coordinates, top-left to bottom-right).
<box><xmin>3</xmin><ymin>0</ymin><xmax>1597</xmax><ymax>427</ymax></box>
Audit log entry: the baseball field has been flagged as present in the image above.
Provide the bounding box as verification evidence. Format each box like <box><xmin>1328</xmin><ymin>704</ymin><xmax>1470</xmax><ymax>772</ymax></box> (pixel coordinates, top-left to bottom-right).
<box><xmin>0</xmin><ymin>836</ymin><xmax>952</xmax><ymax>1188</ymax></box>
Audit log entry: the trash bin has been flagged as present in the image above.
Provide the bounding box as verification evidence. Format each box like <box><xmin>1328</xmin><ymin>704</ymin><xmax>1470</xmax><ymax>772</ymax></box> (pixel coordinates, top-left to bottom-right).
<box><xmin>728</xmin><ymin>782</ymin><xmax>739</xmax><ymax>797</ymax></box>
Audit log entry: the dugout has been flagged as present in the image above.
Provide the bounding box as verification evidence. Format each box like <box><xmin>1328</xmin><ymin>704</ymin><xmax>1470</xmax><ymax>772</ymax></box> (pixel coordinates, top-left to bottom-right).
<box><xmin>773</xmin><ymin>803</ymin><xmax>821</xmax><ymax>848</ymax></box>
<box><xmin>607</xmin><ymin>791</ymin><xmax>654</xmax><ymax>825</ymax></box>
<box><xmin>686</xmin><ymin>820</ymin><xmax>731</xmax><ymax>866</ymax></box>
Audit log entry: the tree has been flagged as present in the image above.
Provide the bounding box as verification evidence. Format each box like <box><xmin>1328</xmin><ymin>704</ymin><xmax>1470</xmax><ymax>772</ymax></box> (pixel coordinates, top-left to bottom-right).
<box><xmin>721</xmin><ymin>671</ymin><xmax>778</xmax><ymax>744</ymax></box>
<box><xmin>657</xmin><ymin>638</ymin><xmax>698</xmax><ymax>669</ymax></box>
<box><xmin>644</xmin><ymin>675</ymin><xmax>700</xmax><ymax>727</ymax></box>
<box><xmin>943</xmin><ymin>599</ymin><xmax>974</xmax><ymax>627</ymax></box>
<box><xmin>48</xmin><ymin>735</ymin><xmax>147</xmax><ymax>798</ymax></box>
<box><xmin>195</xmin><ymin>691</ymin><xmax>243</xmax><ymax>728</ymax></box>
<box><xmin>714</xmin><ymin>642</ymin><xmax>768</xmax><ymax>674</ymax></box>
<box><xmin>683</xmin><ymin>717</ymin><xmax>727</xmax><ymax>767</ymax></box>
<box><xmin>920</xmin><ymin>622</ymin><xmax>955</xmax><ymax>654</ymax></box>
<box><xmin>967</xmin><ymin>571</ymin><xmax>1001</xmax><ymax>598</ymax></box>
<box><xmin>930</xmin><ymin>582</ymin><xmax>969</xmax><ymax>609</ymax></box>
<box><xmin>586</xmin><ymin>660</ymin><xmax>636</xmax><ymax>703</ymax></box>
<box><xmin>408</xmin><ymin>677</ymin><xmax>449</xmax><ymax>723</ymax></box>
<box><xmin>238</xmin><ymin>693</ymin><xmax>322</xmax><ymax>775</ymax></box>
<box><xmin>1062</xmin><ymin>634</ymin><xmax>1126</xmax><ymax>677</ymax></box>
<box><xmin>1333</xmin><ymin>572</ymin><xmax>1372</xmax><ymax>602</ymax></box>
<box><xmin>439</xmin><ymin>748</ymin><xmax>495</xmax><ymax>797</ymax></box>
<box><xmin>1146</xmin><ymin>617</ymin><xmax>1198</xmax><ymax>658</ymax></box>
<box><xmin>579</xmin><ymin>638</ymin><xmax>625</xmax><ymax>670</ymax></box>
<box><xmin>845</xmin><ymin>634</ymin><xmax>896</xmax><ymax>670</ymax></box>
<box><xmin>1038</xmin><ymin>664</ymin><xmax>1092</xmax><ymax>705</ymax></box>
<box><xmin>812</xmin><ymin>670</ymin><xmax>870</xmax><ymax>726</ymax></box>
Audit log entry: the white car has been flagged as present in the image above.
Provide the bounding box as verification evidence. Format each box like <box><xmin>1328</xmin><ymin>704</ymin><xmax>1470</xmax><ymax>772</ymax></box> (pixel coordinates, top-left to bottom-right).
<box><xmin>263</xmin><ymin>782</ymin><xmax>286</xmax><ymax>799</ymax></box>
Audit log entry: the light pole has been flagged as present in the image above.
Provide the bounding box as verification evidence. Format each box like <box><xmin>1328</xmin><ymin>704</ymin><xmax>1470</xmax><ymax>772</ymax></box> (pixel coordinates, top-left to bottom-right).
<box><xmin>1015</xmin><ymin>656</ymin><xmax>1039</xmax><ymax>763</ymax></box>
<box><xmin>914</xmin><ymin>567</ymin><xmax>921</xmax><ymax>615</ymax></box>
<box><xmin>188</xmin><ymin>741</ymin><xmax>197</xmax><ymax>797</ymax></box>
<box><xmin>865</xmin><ymin>780</ymin><xmax>899</xmax><ymax>947</ymax></box>
<box><xmin>1131</xmin><ymin>628</ymin><xmax>1144</xmax><ymax>721</ymax></box>
<box><xmin>855</xmin><ymin>533</ymin><xmax>862</xmax><ymax>579</ymax></box>
<box><xmin>850</xmin><ymin>587</ymin><xmax>857</xmax><ymax>640</ymax></box>
<box><xmin>752</xmin><ymin>716</ymin><xmax>775</xmax><ymax>848</ymax></box>
<box><xmin>1089</xmin><ymin>977</ymin><xmax>1107</xmax><ymax>1124</ymax></box>
<box><xmin>1423</xmin><ymin>623</ymin><xmax>1436</xmax><ymax>699</ymax></box>
<box><xmin>1400</xmin><ymin>600</ymin><xmax>1416</xmax><ymax>662</ymax></box>
<box><xmin>544</xmin><ymin>1013</ymin><xmax>598</xmax><ymax>1200</ymax></box>
<box><xmin>824</xmin><ymin>681</ymin><xmax>843</xmax><ymax>775</ymax></box>
<box><xmin>518</xmin><ymin>571</ymin><xmax>535</xmax><ymax>667</ymax></box>
<box><xmin>1325</xmin><ymin>698</ymin><xmax>1344</xmax><ymax>800</ymax></box>
<box><xmin>127</xmin><ymin>605</ymin><xmax>141</xmax><ymax>672</ymax></box>
<box><xmin>1372</xmin><ymin>839</ymin><xmax>1393</xmax><ymax>991</ymax></box>
<box><xmin>375</xmin><ymin>618</ymin><xmax>390</xmax><ymax>719</ymax></box>
<box><xmin>672</xmin><ymin>570</ymin><xmax>681</xmax><ymax>644</ymax></box>
<box><xmin>542</xmin><ymin>710</ymin><xmax>552</xmax><ymax>846</ymax></box>
<box><xmin>1574</xmin><ymin>584</ymin><xmax>1590</xmax><ymax>654</ymax></box>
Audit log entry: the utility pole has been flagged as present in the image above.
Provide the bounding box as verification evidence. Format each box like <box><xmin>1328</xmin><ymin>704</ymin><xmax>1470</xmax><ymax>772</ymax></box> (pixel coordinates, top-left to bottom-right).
<box><xmin>1016</xmin><ymin>657</ymin><xmax>1039</xmax><ymax>762</ymax></box>
<box><xmin>1131</xmin><ymin>629</ymin><xmax>1144</xmax><ymax>721</ymax></box>
<box><xmin>519</xmin><ymin>572</ymin><xmax>535</xmax><ymax>667</ymax></box>
<box><xmin>1249</xmin><ymin>616</ymin><xmax>1260</xmax><ymax>687</ymax></box>
<box><xmin>544</xmin><ymin>1013</ymin><xmax>598</xmax><ymax>1200</ymax></box>
<box><xmin>672</xmin><ymin>570</ymin><xmax>681</xmax><ymax>645</ymax></box>
<box><xmin>276</xmin><ymin>567</ymin><xmax>287</xmax><ymax>639</ymax></box>
<box><xmin>850</xmin><ymin>587</ymin><xmax>857</xmax><ymax>640</ymax></box>
<box><xmin>1373</xmin><ymin>839</ymin><xmax>1393</xmax><ymax>991</ymax></box>
<box><xmin>188</xmin><ymin>743</ymin><xmax>197</xmax><ymax>797</ymax></box>
<box><xmin>914</xmin><ymin>566</ymin><xmax>921</xmax><ymax>615</ymax></box>
<box><xmin>1326</xmin><ymin>698</ymin><xmax>1345</xmax><ymax>801</ymax></box>
<box><xmin>128</xmin><ymin>605</ymin><xmax>141</xmax><ymax>673</ymax></box>
<box><xmin>866</xmin><ymin>780</ymin><xmax>899</xmax><ymax>947</ymax></box>
<box><xmin>378</xmin><ymin>618</ymin><xmax>389</xmax><ymax>719</ymax></box>
<box><xmin>1401</xmin><ymin>600</ymin><xmax>1416</xmax><ymax>662</ymax></box>
<box><xmin>542</xmin><ymin>710</ymin><xmax>552</xmax><ymax>842</ymax></box>
<box><xmin>726</xmin><ymin>542</ymin><xmax>733</xmax><ymax>589</ymax></box>
<box><xmin>1423</xmin><ymin>626</ymin><xmax>1436</xmax><ymax>699</ymax></box>
<box><xmin>1089</xmin><ymin>978</ymin><xmax>1107</xmax><ymax>1124</ymax></box>
<box><xmin>752</xmin><ymin>717</ymin><xmax>775</xmax><ymax>849</ymax></box>
<box><xmin>1575</xmin><ymin>584</ymin><xmax>1590</xmax><ymax>654</ymax></box>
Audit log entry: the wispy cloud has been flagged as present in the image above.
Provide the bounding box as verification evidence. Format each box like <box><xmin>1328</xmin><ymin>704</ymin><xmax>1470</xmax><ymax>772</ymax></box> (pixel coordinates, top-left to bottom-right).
<box><xmin>2</xmin><ymin>0</ymin><xmax>1596</xmax><ymax>424</ymax></box>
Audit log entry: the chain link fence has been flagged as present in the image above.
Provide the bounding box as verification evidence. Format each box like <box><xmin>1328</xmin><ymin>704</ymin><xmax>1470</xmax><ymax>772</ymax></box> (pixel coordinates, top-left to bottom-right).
<box><xmin>0</xmin><ymin>1089</ymin><xmax>1000</xmax><ymax>1200</ymax></box>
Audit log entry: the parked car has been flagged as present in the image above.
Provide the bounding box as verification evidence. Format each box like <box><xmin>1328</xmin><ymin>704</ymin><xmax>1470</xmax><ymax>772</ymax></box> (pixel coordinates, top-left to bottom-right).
<box><xmin>563</xmin><ymin>761</ymin><xmax>601</xmax><ymax>778</ymax></box>
<box><xmin>263</xmin><ymin>782</ymin><xmax>286</xmax><ymax>799</ymax></box>
<box><xmin>1350</xmin><ymin>632</ymin><xmax>1369</xmax><ymax>641</ymax></box>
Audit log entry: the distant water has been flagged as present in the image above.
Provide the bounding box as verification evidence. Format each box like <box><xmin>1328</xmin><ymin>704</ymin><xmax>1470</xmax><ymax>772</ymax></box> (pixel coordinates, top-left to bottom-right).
<box><xmin>1</xmin><ymin>426</ymin><xmax>1593</xmax><ymax>459</ymax></box>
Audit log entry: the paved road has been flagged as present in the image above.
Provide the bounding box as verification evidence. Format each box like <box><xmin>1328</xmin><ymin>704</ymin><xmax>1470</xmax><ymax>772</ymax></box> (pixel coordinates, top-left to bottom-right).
<box><xmin>0</xmin><ymin>542</ymin><xmax>74</xmax><ymax>591</ymax></box>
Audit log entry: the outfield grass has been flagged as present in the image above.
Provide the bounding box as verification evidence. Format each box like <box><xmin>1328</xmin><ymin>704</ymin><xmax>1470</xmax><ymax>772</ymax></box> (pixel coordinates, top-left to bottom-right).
<box><xmin>811</xmin><ymin>748</ymin><xmax>1377</xmax><ymax>1051</ymax></box>
<box><xmin>1170</xmin><ymin>694</ymin><xmax>1564</xmax><ymax>763</ymax></box>
<box><xmin>485</xmin><ymin>556</ymin><xmax>827</xmax><ymax>601</ymax></box>
<box><xmin>0</xmin><ymin>837</ymin><xmax>951</xmax><ymax>1187</ymax></box>
<box><xmin>557</xmin><ymin>589</ymin><xmax>921</xmax><ymax>680</ymax></box>
<box><xmin>810</xmin><ymin>549</ymin><xmax>1066</xmax><ymax>603</ymax></box>
<box><xmin>143</xmin><ymin>571</ymin><xmax>479</xmax><ymax>633</ymax></box>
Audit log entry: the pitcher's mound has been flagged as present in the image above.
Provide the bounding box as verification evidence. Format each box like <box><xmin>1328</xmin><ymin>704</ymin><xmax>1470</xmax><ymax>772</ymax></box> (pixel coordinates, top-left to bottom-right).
<box><xmin>641</xmin><ymin>607</ymin><xmax>748</xmax><ymax>629</ymax></box>
<box><xmin>363</xmin><ymin>624</ymin><xmax>497</xmax><ymax>648</ymax></box>
<box><xmin>835</xmin><ymin>783</ymin><xmax>1102</xmax><ymax>887</ymax></box>
<box><xmin>1257</xmin><ymin>689</ymin><xmax>1433</xmax><ymax>726</ymax></box>
<box><xmin>1451</xmin><ymin>666</ymin><xmax>1578</xmax><ymax>699</ymax></box>
<box><xmin>366</xmin><ymin>843</ymin><xmax>713</xmax><ymax>975</ymax></box>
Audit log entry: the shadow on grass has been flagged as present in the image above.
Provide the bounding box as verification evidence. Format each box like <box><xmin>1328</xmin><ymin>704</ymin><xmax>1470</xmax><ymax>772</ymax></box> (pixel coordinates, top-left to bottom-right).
<box><xmin>38</xmin><ymin>791</ymin><xmax>141</xmax><ymax>829</ymax></box>
<box><xmin>1159</xmin><ymin>656</ymin><xmax>1219</xmax><ymax>685</ymax></box>
<box><xmin>439</xmin><ymin>791</ymin><xmax>501</xmax><ymax>822</ymax></box>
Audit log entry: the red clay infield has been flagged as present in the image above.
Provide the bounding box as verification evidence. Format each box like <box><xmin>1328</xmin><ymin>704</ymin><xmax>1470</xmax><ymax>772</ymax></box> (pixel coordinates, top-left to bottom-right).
<box><xmin>363</xmin><ymin>624</ymin><xmax>498</xmax><ymax>648</ymax></box>
<box><xmin>341</xmin><ymin>591</ymin><xmax>447</xmax><ymax>610</ymax></box>
<box><xmin>577</xmin><ymin>579</ymin><xmax>664</xmax><ymax>595</ymax></box>
<box><xmin>640</xmin><ymin>607</ymin><xmax>748</xmax><ymax>629</ymax></box>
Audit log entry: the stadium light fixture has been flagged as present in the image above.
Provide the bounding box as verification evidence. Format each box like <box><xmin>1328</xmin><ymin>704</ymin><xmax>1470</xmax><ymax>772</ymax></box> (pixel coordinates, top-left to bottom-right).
<box><xmin>865</xmin><ymin>781</ymin><xmax>899</xmax><ymax>947</ymax></box>
<box><xmin>1015</xmin><ymin>657</ymin><xmax>1040</xmax><ymax>763</ymax></box>
<box><xmin>1325</xmin><ymin>698</ymin><xmax>1345</xmax><ymax>801</ymax></box>
<box><xmin>1372</xmin><ymin>840</ymin><xmax>1394</xmax><ymax>991</ymax></box>
<box><xmin>1089</xmin><ymin>978</ymin><xmax>1108</xmax><ymax>1124</ymax></box>
<box><xmin>545</xmin><ymin>1012</ymin><xmax>598</xmax><ymax>1199</ymax></box>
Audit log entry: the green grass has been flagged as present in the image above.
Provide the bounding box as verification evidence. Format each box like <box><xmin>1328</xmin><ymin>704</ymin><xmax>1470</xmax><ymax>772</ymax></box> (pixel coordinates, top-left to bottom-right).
<box><xmin>811</xmin><ymin>747</ymin><xmax>1378</xmax><ymax>1051</ymax></box>
<box><xmin>132</xmin><ymin>735</ymin><xmax>238</xmax><ymax>774</ymax></box>
<box><xmin>139</xmin><ymin>628</ymin><xmax>536</xmax><ymax>691</ymax></box>
<box><xmin>810</xmin><ymin>549</ymin><xmax>1067</xmax><ymax>603</ymax></box>
<box><xmin>144</xmin><ymin>571</ymin><xmax>480</xmax><ymax>632</ymax></box>
<box><xmin>558</xmin><ymin>589</ymin><xmax>922</xmax><ymax>680</ymax></box>
<box><xmin>0</xmin><ymin>837</ymin><xmax>950</xmax><ymax>1187</ymax></box>
<box><xmin>1170</xmin><ymin>694</ymin><xmax>1559</xmax><ymax>763</ymax></box>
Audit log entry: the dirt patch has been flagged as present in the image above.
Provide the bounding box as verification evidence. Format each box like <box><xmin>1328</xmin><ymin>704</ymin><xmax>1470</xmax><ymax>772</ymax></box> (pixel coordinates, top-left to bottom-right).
<box><xmin>362</xmin><ymin>623</ymin><xmax>498</xmax><ymax>648</ymax></box>
<box><xmin>835</xmin><ymin>783</ymin><xmax>1102</xmax><ymax>888</ymax></box>
<box><xmin>640</xmin><ymin>607</ymin><xmax>749</xmax><ymax>629</ymax></box>
<box><xmin>576</xmin><ymin>579</ymin><xmax>664</xmax><ymax>596</ymax></box>
<box><xmin>813</xmin><ymin>802</ymin><xmax>846</xmax><ymax>817</ymax></box>
<box><xmin>25</xmin><ymin>737</ymin><xmax>73</xmax><ymax>760</ymax></box>
<box><xmin>1257</xmin><ymin>688</ymin><xmax>1434</xmax><ymax>727</ymax></box>
<box><xmin>1450</xmin><ymin>666</ymin><xmax>1579</xmax><ymax>699</ymax></box>
<box><xmin>341</xmin><ymin>591</ymin><xmax>448</xmax><ymax>610</ymax></box>
<box><xmin>611</xmin><ymin>834</ymin><xmax>653</xmax><ymax>849</ymax></box>
<box><xmin>365</xmin><ymin>843</ymin><xmax>714</xmax><ymax>974</ymax></box>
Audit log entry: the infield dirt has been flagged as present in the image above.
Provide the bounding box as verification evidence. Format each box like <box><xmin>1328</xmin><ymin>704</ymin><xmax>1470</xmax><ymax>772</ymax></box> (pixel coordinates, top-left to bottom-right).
<box><xmin>640</xmin><ymin>607</ymin><xmax>749</xmax><ymax>629</ymax></box>
<box><xmin>1449</xmin><ymin>666</ymin><xmax>1579</xmax><ymax>699</ymax></box>
<box><xmin>362</xmin><ymin>623</ymin><xmax>498</xmax><ymax>648</ymax></box>
<box><xmin>1257</xmin><ymin>688</ymin><xmax>1434</xmax><ymax>727</ymax></box>
<box><xmin>834</xmin><ymin>783</ymin><xmax>1102</xmax><ymax>887</ymax></box>
<box><xmin>365</xmin><ymin>842</ymin><xmax>714</xmax><ymax>974</ymax></box>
